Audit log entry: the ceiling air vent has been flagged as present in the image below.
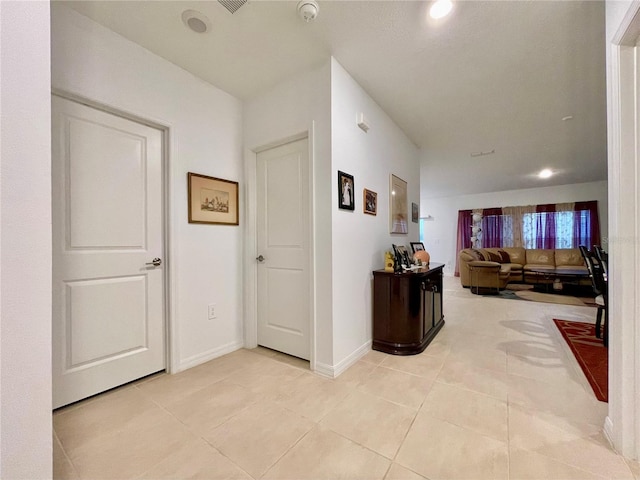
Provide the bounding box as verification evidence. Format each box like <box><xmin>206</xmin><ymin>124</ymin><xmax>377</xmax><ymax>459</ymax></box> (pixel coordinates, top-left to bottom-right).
<box><xmin>218</xmin><ymin>0</ymin><xmax>247</xmax><ymax>14</ymax></box>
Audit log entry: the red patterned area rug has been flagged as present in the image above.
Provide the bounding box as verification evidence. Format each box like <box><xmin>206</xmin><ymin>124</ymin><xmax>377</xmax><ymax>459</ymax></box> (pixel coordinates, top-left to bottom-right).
<box><xmin>554</xmin><ymin>319</ymin><xmax>608</xmax><ymax>402</ymax></box>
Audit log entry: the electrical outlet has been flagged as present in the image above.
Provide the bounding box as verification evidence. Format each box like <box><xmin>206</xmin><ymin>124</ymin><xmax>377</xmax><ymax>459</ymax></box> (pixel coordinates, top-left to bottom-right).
<box><xmin>208</xmin><ymin>304</ymin><xmax>217</xmax><ymax>320</ymax></box>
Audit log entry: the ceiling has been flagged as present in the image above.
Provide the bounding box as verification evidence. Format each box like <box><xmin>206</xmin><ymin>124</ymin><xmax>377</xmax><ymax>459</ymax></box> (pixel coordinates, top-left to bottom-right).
<box><xmin>58</xmin><ymin>0</ymin><xmax>607</xmax><ymax>199</ymax></box>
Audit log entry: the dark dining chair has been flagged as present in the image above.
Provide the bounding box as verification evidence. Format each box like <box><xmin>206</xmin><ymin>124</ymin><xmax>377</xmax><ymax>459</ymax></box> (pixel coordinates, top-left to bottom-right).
<box><xmin>593</xmin><ymin>245</ymin><xmax>609</xmax><ymax>281</ymax></box>
<box><xmin>579</xmin><ymin>245</ymin><xmax>608</xmax><ymax>346</ymax></box>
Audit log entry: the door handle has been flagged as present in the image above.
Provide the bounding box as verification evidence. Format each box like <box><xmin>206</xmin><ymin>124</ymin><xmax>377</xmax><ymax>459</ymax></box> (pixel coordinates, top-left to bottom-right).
<box><xmin>256</xmin><ymin>255</ymin><xmax>265</xmax><ymax>262</ymax></box>
<box><xmin>145</xmin><ymin>258</ymin><xmax>162</xmax><ymax>267</ymax></box>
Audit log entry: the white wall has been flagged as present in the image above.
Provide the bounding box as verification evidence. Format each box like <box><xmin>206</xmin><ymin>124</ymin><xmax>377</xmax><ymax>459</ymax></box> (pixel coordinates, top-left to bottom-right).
<box><xmin>243</xmin><ymin>62</ymin><xmax>333</xmax><ymax>367</ymax></box>
<box><xmin>0</xmin><ymin>1</ymin><xmax>52</xmax><ymax>478</ymax></box>
<box><xmin>422</xmin><ymin>181</ymin><xmax>608</xmax><ymax>275</ymax></box>
<box><xmin>330</xmin><ymin>59</ymin><xmax>420</xmax><ymax>369</ymax></box>
<box><xmin>51</xmin><ymin>5</ymin><xmax>244</xmax><ymax>371</ymax></box>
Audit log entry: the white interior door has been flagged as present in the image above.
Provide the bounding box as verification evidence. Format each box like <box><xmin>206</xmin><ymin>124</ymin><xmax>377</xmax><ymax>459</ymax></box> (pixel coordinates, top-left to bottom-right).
<box><xmin>52</xmin><ymin>96</ymin><xmax>165</xmax><ymax>408</ymax></box>
<box><xmin>256</xmin><ymin>138</ymin><xmax>310</xmax><ymax>360</ymax></box>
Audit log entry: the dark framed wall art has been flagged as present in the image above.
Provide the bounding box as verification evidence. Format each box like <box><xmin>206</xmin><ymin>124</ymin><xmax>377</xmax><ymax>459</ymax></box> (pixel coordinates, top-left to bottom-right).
<box><xmin>338</xmin><ymin>171</ymin><xmax>355</xmax><ymax>211</ymax></box>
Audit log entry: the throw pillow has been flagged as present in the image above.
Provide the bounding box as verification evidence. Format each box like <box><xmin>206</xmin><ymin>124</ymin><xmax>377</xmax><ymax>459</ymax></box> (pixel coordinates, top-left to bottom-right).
<box><xmin>471</xmin><ymin>249</ymin><xmax>486</xmax><ymax>261</ymax></box>
<box><xmin>498</xmin><ymin>249</ymin><xmax>511</xmax><ymax>263</ymax></box>
<box><xmin>486</xmin><ymin>251</ymin><xmax>502</xmax><ymax>263</ymax></box>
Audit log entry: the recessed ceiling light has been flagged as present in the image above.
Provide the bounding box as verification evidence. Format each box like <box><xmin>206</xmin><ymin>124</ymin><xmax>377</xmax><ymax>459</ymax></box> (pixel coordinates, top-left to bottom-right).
<box><xmin>182</xmin><ymin>10</ymin><xmax>211</xmax><ymax>34</ymax></box>
<box><xmin>539</xmin><ymin>169</ymin><xmax>553</xmax><ymax>179</ymax></box>
<box><xmin>430</xmin><ymin>0</ymin><xmax>453</xmax><ymax>19</ymax></box>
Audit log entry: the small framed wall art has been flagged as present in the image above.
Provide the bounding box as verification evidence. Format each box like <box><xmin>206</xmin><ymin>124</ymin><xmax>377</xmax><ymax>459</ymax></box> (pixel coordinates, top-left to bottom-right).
<box><xmin>188</xmin><ymin>172</ymin><xmax>239</xmax><ymax>225</ymax></box>
<box><xmin>412</xmin><ymin>202</ymin><xmax>419</xmax><ymax>223</ymax></box>
<box><xmin>363</xmin><ymin>188</ymin><xmax>377</xmax><ymax>215</ymax></box>
<box><xmin>338</xmin><ymin>171</ymin><xmax>355</xmax><ymax>210</ymax></box>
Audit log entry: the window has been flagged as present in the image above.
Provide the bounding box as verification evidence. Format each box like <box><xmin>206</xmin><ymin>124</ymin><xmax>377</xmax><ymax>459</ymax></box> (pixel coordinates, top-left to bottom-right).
<box><xmin>521</xmin><ymin>208</ymin><xmax>595</xmax><ymax>249</ymax></box>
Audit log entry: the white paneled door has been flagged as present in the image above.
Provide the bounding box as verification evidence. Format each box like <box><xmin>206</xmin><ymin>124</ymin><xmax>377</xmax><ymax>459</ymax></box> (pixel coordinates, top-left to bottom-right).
<box><xmin>52</xmin><ymin>96</ymin><xmax>165</xmax><ymax>408</ymax></box>
<box><xmin>256</xmin><ymin>138</ymin><xmax>310</xmax><ymax>360</ymax></box>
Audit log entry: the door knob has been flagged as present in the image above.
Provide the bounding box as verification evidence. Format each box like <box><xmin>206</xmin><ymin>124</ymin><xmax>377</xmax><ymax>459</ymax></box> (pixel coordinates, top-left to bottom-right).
<box><xmin>145</xmin><ymin>258</ymin><xmax>162</xmax><ymax>267</ymax></box>
<box><xmin>256</xmin><ymin>255</ymin><xmax>265</xmax><ymax>262</ymax></box>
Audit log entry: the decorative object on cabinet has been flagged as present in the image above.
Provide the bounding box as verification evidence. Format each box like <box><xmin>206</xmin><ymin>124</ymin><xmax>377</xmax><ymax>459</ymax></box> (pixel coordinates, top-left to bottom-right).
<box><xmin>373</xmin><ymin>263</ymin><xmax>445</xmax><ymax>355</ymax></box>
<box><xmin>392</xmin><ymin>244</ymin><xmax>411</xmax><ymax>270</ymax></box>
<box><xmin>363</xmin><ymin>188</ymin><xmax>377</xmax><ymax>215</ymax></box>
<box><xmin>414</xmin><ymin>250</ymin><xmax>431</xmax><ymax>266</ymax></box>
<box><xmin>412</xmin><ymin>202</ymin><xmax>419</xmax><ymax>223</ymax></box>
<box><xmin>390</xmin><ymin>174</ymin><xmax>408</xmax><ymax>234</ymax></box>
<box><xmin>384</xmin><ymin>251</ymin><xmax>395</xmax><ymax>272</ymax></box>
<box><xmin>188</xmin><ymin>172</ymin><xmax>239</xmax><ymax>225</ymax></box>
<box><xmin>338</xmin><ymin>171</ymin><xmax>355</xmax><ymax>211</ymax></box>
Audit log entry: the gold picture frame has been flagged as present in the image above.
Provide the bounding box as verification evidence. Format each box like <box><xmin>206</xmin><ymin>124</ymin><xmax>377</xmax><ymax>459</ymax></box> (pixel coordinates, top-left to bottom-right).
<box><xmin>390</xmin><ymin>174</ymin><xmax>408</xmax><ymax>234</ymax></box>
<box><xmin>188</xmin><ymin>172</ymin><xmax>239</xmax><ymax>225</ymax></box>
<box><xmin>363</xmin><ymin>188</ymin><xmax>377</xmax><ymax>215</ymax></box>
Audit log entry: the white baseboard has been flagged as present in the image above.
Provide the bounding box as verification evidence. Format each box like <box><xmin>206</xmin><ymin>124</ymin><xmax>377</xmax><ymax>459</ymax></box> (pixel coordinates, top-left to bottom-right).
<box><xmin>313</xmin><ymin>341</ymin><xmax>372</xmax><ymax>379</ymax></box>
<box><xmin>313</xmin><ymin>361</ymin><xmax>335</xmax><ymax>378</ymax></box>
<box><xmin>603</xmin><ymin>416</ymin><xmax>615</xmax><ymax>450</ymax></box>
<box><xmin>177</xmin><ymin>340</ymin><xmax>243</xmax><ymax>372</ymax></box>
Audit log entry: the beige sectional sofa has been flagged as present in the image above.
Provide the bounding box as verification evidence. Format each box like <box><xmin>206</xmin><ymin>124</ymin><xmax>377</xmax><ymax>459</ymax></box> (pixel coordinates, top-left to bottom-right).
<box><xmin>458</xmin><ymin>247</ymin><xmax>588</xmax><ymax>290</ymax></box>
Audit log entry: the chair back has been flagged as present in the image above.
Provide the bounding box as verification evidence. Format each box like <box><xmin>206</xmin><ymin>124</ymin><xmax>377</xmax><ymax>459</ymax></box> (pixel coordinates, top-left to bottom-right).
<box><xmin>579</xmin><ymin>245</ymin><xmax>607</xmax><ymax>297</ymax></box>
<box><xmin>593</xmin><ymin>245</ymin><xmax>609</xmax><ymax>280</ymax></box>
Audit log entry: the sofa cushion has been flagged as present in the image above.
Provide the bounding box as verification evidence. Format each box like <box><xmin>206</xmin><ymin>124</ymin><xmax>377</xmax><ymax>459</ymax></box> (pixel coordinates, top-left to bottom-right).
<box><xmin>504</xmin><ymin>263</ymin><xmax>523</xmax><ymax>271</ymax></box>
<box><xmin>502</xmin><ymin>247</ymin><xmax>526</xmax><ymax>265</ymax></box>
<box><xmin>525</xmin><ymin>249</ymin><xmax>555</xmax><ymax>266</ymax></box>
<box><xmin>555</xmin><ymin>248</ymin><xmax>585</xmax><ymax>268</ymax></box>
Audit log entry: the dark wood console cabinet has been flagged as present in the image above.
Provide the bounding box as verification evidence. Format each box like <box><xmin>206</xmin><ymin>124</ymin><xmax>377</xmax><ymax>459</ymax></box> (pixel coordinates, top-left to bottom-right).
<box><xmin>373</xmin><ymin>263</ymin><xmax>445</xmax><ymax>355</ymax></box>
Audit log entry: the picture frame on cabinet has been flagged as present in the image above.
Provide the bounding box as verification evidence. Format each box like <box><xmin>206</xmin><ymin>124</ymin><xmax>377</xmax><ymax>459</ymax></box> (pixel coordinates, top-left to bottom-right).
<box><xmin>410</xmin><ymin>242</ymin><xmax>425</xmax><ymax>254</ymax></box>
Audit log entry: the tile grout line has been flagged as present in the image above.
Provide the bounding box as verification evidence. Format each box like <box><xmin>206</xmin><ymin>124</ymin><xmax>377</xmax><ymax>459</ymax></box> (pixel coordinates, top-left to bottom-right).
<box><xmin>53</xmin><ymin>427</ymin><xmax>81</xmax><ymax>480</ymax></box>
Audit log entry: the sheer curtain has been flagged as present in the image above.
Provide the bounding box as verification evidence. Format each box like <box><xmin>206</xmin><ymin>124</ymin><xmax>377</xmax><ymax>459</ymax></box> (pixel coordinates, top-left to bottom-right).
<box><xmin>555</xmin><ymin>203</ymin><xmax>575</xmax><ymax>249</ymax></box>
<box><xmin>503</xmin><ymin>205</ymin><xmax>535</xmax><ymax>247</ymax></box>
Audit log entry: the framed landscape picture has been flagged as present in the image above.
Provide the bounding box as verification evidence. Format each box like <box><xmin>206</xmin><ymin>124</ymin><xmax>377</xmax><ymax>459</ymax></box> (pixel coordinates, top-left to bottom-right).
<box><xmin>338</xmin><ymin>171</ymin><xmax>355</xmax><ymax>210</ymax></box>
<box><xmin>188</xmin><ymin>172</ymin><xmax>239</xmax><ymax>225</ymax></box>
<box><xmin>363</xmin><ymin>188</ymin><xmax>377</xmax><ymax>215</ymax></box>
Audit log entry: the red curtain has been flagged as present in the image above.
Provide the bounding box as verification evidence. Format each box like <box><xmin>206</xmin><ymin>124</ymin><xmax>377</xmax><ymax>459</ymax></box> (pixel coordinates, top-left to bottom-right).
<box><xmin>454</xmin><ymin>210</ymin><xmax>472</xmax><ymax>277</ymax></box>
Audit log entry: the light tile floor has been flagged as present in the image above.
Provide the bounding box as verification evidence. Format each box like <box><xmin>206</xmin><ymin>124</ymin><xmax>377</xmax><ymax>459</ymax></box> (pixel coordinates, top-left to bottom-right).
<box><xmin>54</xmin><ymin>276</ymin><xmax>636</xmax><ymax>480</ymax></box>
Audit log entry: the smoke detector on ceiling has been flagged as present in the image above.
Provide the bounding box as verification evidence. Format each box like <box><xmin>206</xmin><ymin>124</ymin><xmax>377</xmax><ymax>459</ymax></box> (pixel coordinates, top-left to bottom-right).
<box><xmin>297</xmin><ymin>0</ymin><xmax>319</xmax><ymax>23</ymax></box>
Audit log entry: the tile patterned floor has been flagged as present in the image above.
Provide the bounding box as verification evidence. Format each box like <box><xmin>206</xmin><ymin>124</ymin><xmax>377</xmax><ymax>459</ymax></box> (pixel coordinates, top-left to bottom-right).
<box><xmin>54</xmin><ymin>276</ymin><xmax>636</xmax><ymax>480</ymax></box>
